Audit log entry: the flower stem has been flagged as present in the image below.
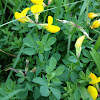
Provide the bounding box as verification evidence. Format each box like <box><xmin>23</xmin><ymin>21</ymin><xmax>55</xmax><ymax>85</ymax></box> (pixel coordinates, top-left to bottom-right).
<box><xmin>86</xmin><ymin>0</ymin><xmax>89</xmax><ymax>26</ymax></box>
<box><xmin>67</xmin><ymin>34</ymin><xmax>72</xmax><ymax>58</ymax></box>
<box><xmin>36</xmin><ymin>25</ymin><xmax>38</xmax><ymax>36</ymax></box>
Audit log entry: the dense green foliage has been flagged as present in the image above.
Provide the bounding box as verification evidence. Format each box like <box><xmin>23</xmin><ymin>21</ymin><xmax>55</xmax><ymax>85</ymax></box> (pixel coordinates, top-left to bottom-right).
<box><xmin>0</xmin><ymin>0</ymin><xmax>100</xmax><ymax>100</ymax></box>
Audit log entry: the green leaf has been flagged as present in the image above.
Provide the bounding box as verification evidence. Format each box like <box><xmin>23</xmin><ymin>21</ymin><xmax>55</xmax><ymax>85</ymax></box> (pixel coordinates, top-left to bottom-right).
<box><xmin>44</xmin><ymin>45</ymin><xmax>52</xmax><ymax>51</ymax></box>
<box><xmin>68</xmin><ymin>56</ymin><xmax>78</xmax><ymax>63</ymax></box>
<box><xmin>33</xmin><ymin>86</ymin><xmax>40</xmax><ymax>100</ymax></box>
<box><xmin>23</xmin><ymin>48</ymin><xmax>36</xmax><ymax>55</ymax></box>
<box><xmin>52</xmin><ymin>53</ymin><xmax>61</xmax><ymax>61</ymax></box>
<box><xmin>80</xmin><ymin>0</ymin><xmax>87</xmax><ymax>15</ymax></box>
<box><xmin>46</xmin><ymin>65</ymin><xmax>51</xmax><ymax>74</ymax></box>
<box><xmin>16</xmin><ymin>72</ymin><xmax>24</xmax><ymax>78</ymax></box>
<box><xmin>94</xmin><ymin>35</ymin><xmax>100</xmax><ymax>50</ymax></box>
<box><xmin>90</xmin><ymin>48</ymin><xmax>100</xmax><ymax>72</ymax></box>
<box><xmin>6</xmin><ymin>79</ymin><xmax>16</xmax><ymax>91</ymax></box>
<box><xmin>82</xmin><ymin>50</ymin><xmax>91</xmax><ymax>58</ymax></box>
<box><xmin>40</xmin><ymin>86</ymin><xmax>50</xmax><ymax>97</ymax></box>
<box><xmin>36</xmin><ymin>41</ymin><xmax>44</xmax><ymax>53</ymax></box>
<box><xmin>70</xmin><ymin>71</ymin><xmax>78</xmax><ymax>83</ymax></box>
<box><xmin>79</xmin><ymin>86</ymin><xmax>93</xmax><ymax>100</ymax></box>
<box><xmin>47</xmin><ymin>37</ymin><xmax>56</xmax><ymax>46</ymax></box>
<box><xmin>36</xmin><ymin>67</ymin><xmax>42</xmax><ymax>76</ymax></box>
<box><xmin>49</xmin><ymin>57</ymin><xmax>57</xmax><ymax>72</ymax></box>
<box><xmin>12</xmin><ymin>21</ymin><xmax>19</xmax><ymax>26</ymax></box>
<box><xmin>11</xmin><ymin>27</ymin><xmax>21</xmax><ymax>30</ymax></box>
<box><xmin>74</xmin><ymin>89</ymin><xmax>81</xmax><ymax>100</ymax></box>
<box><xmin>42</xmin><ymin>33</ymin><xmax>49</xmax><ymax>45</ymax></box>
<box><xmin>28</xmin><ymin>23</ymin><xmax>35</xmax><ymax>27</ymax></box>
<box><xmin>51</xmin><ymin>77</ymin><xmax>61</xmax><ymax>83</ymax></box>
<box><xmin>46</xmin><ymin>72</ymin><xmax>56</xmax><ymax>81</ymax></box>
<box><xmin>81</xmin><ymin>58</ymin><xmax>90</xmax><ymax>63</ymax></box>
<box><xmin>38</xmin><ymin>53</ymin><xmax>44</xmax><ymax>63</ymax></box>
<box><xmin>49</xmin><ymin>87</ymin><xmax>61</xmax><ymax>100</ymax></box>
<box><xmin>32</xmin><ymin>77</ymin><xmax>47</xmax><ymax>86</ymax></box>
<box><xmin>36</xmin><ymin>24</ymin><xmax>42</xmax><ymax>30</ymax></box>
<box><xmin>23</xmin><ymin>37</ymin><xmax>36</xmax><ymax>48</ymax></box>
<box><xmin>54</xmin><ymin>66</ymin><xmax>64</xmax><ymax>76</ymax></box>
<box><xmin>18</xmin><ymin>78</ymin><xmax>25</xmax><ymax>83</ymax></box>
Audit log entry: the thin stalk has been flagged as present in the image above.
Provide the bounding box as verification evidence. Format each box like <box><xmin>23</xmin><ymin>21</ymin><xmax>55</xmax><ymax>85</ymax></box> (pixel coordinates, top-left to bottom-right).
<box><xmin>36</xmin><ymin>25</ymin><xmax>38</xmax><ymax>36</ymax></box>
<box><xmin>42</xmin><ymin>5</ymin><xmax>49</xmax><ymax>37</ymax></box>
<box><xmin>86</xmin><ymin>0</ymin><xmax>89</xmax><ymax>26</ymax></box>
<box><xmin>67</xmin><ymin>34</ymin><xmax>72</xmax><ymax>58</ymax></box>
<box><xmin>0</xmin><ymin>49</ymin><xmax>16</xmax><ymax>57</ymax></box>
<box><xmin>0</xmin><ymin>0</ymin><xmax>4</xmax><ymax>24</ymax></box>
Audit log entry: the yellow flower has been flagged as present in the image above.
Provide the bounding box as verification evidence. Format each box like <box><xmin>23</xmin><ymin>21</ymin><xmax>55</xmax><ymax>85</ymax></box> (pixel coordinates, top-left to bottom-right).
<box><xmin>44</xmin><ymin>16</ymin><xmax>60</xmax><ymax>33</ymax></box>
<box><xmin>75</xmin><ymin>35</ymin><xmax>85</xmax><ymax>59</ymax></box>
<box><xmin>31</xmin><ymin>5</ymin><xmax>44</xmax><ymax>15</ymax></box>
<box><xmin>89</xmin><ymin>73</ymin><xmax>100</xmax><ymax>85</ymax></box>
<box><xmin>75</xmin><ymin>35</ymin><xmax>85</xmax><ymax>49</ymax></box>
<box><xmin>31</xmin><ymin>0</ymin><xmax>43</xmax><ymax>5</ymax></box>
<box><xmin>90</xmin><ymin>19</ymin><xmax>100</xmax><ymax>29</ymax></box>
<box><xmin>87</xmin><ymin>85</ymin><xmax>98</xmax><ymax>100</ymax></box>
<box><xmin>15</xmin><ymin>7</ymin><xmax>30</xmax><ymax>23</ymax></box>
<box><xmin>31</xmin><ymin>5</ymin><xmax>44</xmax><ymax>23</ymax></box>
<box><xmin>88</xmin><ymin>12</ymin><xmax>98</xmax><ymax>19</ymax></box>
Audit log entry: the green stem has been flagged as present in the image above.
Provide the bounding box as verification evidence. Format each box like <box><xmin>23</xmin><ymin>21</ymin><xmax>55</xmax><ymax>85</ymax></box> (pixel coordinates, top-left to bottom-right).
<box><xmin>67</xmin><ymin>34</ymin><xmax>72</xmax><ymax>58</ymax></box>
<box><xmin>42</xmin><ymin>5</ymin><xmax>49</xmax><ymax>37</ymax></box>
<box><xmin>36</xmin><ymin>25</ymin><xmax>38</xmax><ymax>37</ymax></box>
<box><xmin>86</xmin><ymin>0</ymin><xmax>89</xmax><ymax>26</ymax></box>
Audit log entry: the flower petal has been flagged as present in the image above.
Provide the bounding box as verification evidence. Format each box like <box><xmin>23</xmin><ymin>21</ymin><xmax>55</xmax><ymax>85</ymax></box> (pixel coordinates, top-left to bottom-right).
<box><xmin>21</xmin><ymin>7</ymin><xmax>30</xmax><ymax>16</ymax></box>
<box><xmin>87</xmin><ymin>86</ymin><xmax>98</xmax><ymax>100</ymax></box>
<box><xmin>44</xmin><ymin>25</ymin><xmax>60</xmax><ymax>33</ymax></box>
<box><xmin>31</xmin><ymin>5</ymin><xmax>44</xmax><ymax>14</ymax></box>
<box><xmin>48</xmin><ymin>16</ymin><xmax>53</xmax><ymax>25</ymax></box>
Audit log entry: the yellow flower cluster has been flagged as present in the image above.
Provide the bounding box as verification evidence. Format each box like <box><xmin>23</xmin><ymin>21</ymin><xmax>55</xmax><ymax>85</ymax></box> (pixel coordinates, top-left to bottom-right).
<box><xmin>87</xmin><ymin>73</ymin><xmax>100</xmax><ymax>100</ymax></box>
<box><xmin>88</xmin><ymin>12</ymin><xmax>100</xmax><ymax>29</ymax></box>
<box><xmin>14</xmin><ymin>0</ymin><xmax>60</xmax><ymax>33</ymax></box>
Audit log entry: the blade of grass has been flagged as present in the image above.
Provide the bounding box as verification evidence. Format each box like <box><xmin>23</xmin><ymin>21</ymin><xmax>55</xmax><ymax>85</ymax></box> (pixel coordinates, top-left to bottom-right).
<box><xmin>79</xmin><ymin>0</ymin><xmax>87</xmax><ymax>15</ymax></box>
<box><xmin>90</xmin><ymin>48</ymin><xmax>100</xmax><ymax>72</ymax></box>
<box><xmin>0</xmin><ymin>0</ymin><xmax>4</xmax><ymax>24</ymax></box>
<box><xmin>94</xmin><ymin>35</ymin><xmax>100</xmax><ymax>50</ymax></box>
<box><xmin>2</xmin><ymin>89</ymin><xmax>25</xmax><ymax>100</ymax></box>
<box><xmin>86</xmin><ymin>0</ymin><xmax>89</xmax><ymax>26</ymax></box>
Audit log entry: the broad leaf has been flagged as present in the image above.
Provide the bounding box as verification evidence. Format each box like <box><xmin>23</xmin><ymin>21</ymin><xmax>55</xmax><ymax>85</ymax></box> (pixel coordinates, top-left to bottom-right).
<box><xmin>49</xmin><ymin>87</ymin><xmax>61</xmax><ymax>100</ymax></box>
<box><xmin>32</xmin><ymin>77</ymin><xmax>47</xmax><ymax>86</ymax></box>
<box><xmin>40</xmin><ymin>86</ymin><xmax>50</xmax><ymax>97</ymax></box>
<box><xmin>49</xmin><ymin>57</ymin><xmax>57</xmax><ymax>72</ymax></box>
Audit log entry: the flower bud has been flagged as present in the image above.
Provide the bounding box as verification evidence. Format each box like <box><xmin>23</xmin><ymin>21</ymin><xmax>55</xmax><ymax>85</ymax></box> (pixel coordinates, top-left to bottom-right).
<box><xmin>88</xmin><ymin>12</ymin><xmax>98</xmax><ymax>19</ymax></box>
<box><xmin>90</xmin><ymin>19</ymin><xmax>100</xmax><ymax>29</ymax></box>
<box><xmin>75</xmin><ymin>35</ymin><xmax>85</xmax><ymax>59</ymax></box>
